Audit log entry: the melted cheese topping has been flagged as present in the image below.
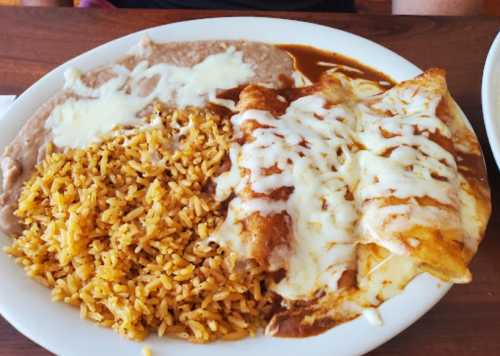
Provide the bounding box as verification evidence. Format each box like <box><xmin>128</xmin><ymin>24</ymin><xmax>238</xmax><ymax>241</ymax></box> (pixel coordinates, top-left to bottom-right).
<box><xmin>355</xmin><ymin>84</ymin><xmax>463</xmax><ymax>250</ymax></box>
<box><xmin>213</xmin><ymin>95</ymin><xmax>359</xmax><ymax>300</ymax></box>
<box><xmin>45</xmin><ymin>47</ymin><xmax>254</xmax><ymax>148</ymax></box>
<box><xmin>357</xmin><ymin>89</ymin><xmax>458</xmax><ymax>206</ymax></box>
<box><xmin>212</xmin><ymin>72</ymin><xmax>474</xmax><ymax>301</ymax></box>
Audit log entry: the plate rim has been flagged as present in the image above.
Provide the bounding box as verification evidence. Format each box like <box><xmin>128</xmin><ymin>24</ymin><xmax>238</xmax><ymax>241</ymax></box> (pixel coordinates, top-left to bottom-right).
<box><xmin>482</xmin><ymin>31</ymin><xmax>500</xmax><ymax>170</ymax></box>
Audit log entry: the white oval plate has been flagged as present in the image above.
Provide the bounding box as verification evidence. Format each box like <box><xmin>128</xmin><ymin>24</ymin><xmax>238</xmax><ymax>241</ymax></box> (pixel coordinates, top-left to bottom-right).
<box><xmin>0</xmin><ymin>17</ymin><xmax>452</xmax><ymax>356</ymax></box>
<box><xmin>482</xmin><ymin>31</ymin><xmax>500</xmax><ymax>170</ymax></box>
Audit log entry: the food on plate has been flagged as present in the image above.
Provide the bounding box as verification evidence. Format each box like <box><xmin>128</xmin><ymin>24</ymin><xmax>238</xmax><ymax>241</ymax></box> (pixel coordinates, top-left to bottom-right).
<box><xmin>0</xmin><ymin>38</ymin><xmax>491</xmax><ymax>342</ymax></box>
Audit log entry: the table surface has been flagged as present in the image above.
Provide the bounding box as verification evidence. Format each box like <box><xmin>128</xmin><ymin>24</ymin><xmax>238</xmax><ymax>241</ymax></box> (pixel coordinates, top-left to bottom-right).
<box><xmin>0</xmin><ymin>6</ymin><xmax>499</xmax><ymax>356</ymax></box>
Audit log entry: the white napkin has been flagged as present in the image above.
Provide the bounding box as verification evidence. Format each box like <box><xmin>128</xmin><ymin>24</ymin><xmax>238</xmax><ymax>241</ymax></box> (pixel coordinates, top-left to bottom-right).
<box><xmin>0</xmin><ymin>95</ymin><xmax>16</xmax><ymax>120</ymax></box>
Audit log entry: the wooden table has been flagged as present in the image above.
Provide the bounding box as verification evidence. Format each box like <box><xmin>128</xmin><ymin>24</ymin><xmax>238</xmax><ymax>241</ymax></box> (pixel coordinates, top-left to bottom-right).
<box><xmin>0</xmin><ymin>6</ymin><xmax>499</xmax><ymax>356</ymax></box>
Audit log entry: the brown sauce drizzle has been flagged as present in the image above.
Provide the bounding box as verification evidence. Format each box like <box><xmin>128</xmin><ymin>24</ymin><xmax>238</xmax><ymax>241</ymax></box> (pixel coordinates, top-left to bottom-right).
<box><xmin>457</xmin><ymin>152</ymin><xmax>490</xmax><ymax>189</ymax></box>
<box><xmin>216</xmin><ymin>85</ymin><xmax>246</xmax><ymax>102</ymax></box>
<box><xmin>436</xmin><ymin>98</ymin><xmax>489</xmax><ymax>194</ymax></box>
<box><xmin>277</xmin><ymin>44</ymin><xmax>395</xmax><ymax>86</ymax></box>
<box><xmin>216</xmin><ymin>44</ymin><xmax>396</xmax><ymax>111</ymax></box>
